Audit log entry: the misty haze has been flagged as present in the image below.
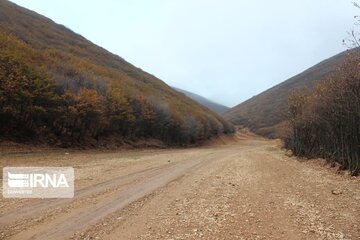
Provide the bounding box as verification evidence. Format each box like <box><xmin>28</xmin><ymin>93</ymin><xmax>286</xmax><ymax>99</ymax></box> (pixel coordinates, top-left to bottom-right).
<box><xmin>0</xmin><ymin>0</ymin><xmax>359</xmax><ymax>239</ymax></box>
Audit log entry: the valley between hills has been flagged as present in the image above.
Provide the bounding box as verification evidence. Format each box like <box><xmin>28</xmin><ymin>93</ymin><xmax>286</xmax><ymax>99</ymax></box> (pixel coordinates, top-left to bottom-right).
<box><xmin>0</xmin><ymin>1</ymin><xmax>359</xmax><ymax>240</ymax></box>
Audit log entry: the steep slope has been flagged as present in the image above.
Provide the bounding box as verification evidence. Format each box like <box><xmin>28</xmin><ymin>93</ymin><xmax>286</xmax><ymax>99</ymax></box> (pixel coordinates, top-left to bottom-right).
<box><xmin>0</xmin><ymin>1</ymin><xmax>234</xmax><ymax>146</ymax></box>
<box><xmin>173</xmin><ymin>88</ymin><xmax>230</xmax><ymax>113</ymax></box>
<box><xmin>224</xmin><ymin>50</ymin><xmax>354</xmax><ymax>138</ymax></box>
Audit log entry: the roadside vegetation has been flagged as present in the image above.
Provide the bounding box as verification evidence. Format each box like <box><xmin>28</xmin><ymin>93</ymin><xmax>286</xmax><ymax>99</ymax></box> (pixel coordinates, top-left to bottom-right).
<box><xmin>284</xmin><ymin>4</ymin><xmax>360</xmax><ymax>175</ymax></box>
<box><xmin>284</xmin><ymin>53</ymin><xmax>360</xmax><ymax>175</ymax></box>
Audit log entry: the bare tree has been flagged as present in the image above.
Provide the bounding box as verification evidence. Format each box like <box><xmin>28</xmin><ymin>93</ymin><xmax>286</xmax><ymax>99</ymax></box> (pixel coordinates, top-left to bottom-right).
<box><xmin>344</xmin><ymin>2</ymin><xmax>360</xmax><ymax>48</ymax></box>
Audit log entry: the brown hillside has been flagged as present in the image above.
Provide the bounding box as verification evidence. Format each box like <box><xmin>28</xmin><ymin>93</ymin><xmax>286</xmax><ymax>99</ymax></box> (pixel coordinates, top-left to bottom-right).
<box><xmin>0</xmin><ymin>1</ymin><xmax>234</xmax><ymax>146</ymax></box>
<box><xmin>224</xmin><ymin>50</ymin><xmax>354</xmax><ymax>138</ymax></box>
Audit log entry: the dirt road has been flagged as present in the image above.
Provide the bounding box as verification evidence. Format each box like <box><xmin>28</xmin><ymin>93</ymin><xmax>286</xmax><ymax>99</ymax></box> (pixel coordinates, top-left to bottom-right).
<box><xmin>0</xmin><ymin>133</ymin><xmax>359</xmax><ymax>240</ymax></box>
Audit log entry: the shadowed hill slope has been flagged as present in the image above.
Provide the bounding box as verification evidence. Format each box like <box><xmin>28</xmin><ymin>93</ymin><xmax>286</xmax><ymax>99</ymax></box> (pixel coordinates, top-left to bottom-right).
<box><xmin>173</xmin><ymin>88</ymin><xmax>230</xmax><ymax>114</ymax></box>
<box><xmin>224</xmin><ymin>50</ymin><xmax>353</xmax><ymax>138</ymax></box>
<box><xmin>0</xmin><ymin>0</ymin><xmax>234</xmax><ymax>146</ymax></box>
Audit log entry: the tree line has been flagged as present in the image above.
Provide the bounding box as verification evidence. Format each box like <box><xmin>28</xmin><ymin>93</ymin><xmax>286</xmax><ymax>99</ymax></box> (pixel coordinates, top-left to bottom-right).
<box><xmin>283</xmin><ymin>53</ymin><xmax>360</xmax><ymax>175</ymax></box>
<box><xmin>0</xmin><ymin>31</ymin><xmax>234</xmax><ymax>147</ymax></box>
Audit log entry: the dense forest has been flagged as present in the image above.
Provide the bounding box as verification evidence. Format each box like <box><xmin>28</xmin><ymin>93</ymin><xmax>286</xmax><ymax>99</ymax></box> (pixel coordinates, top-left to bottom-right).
<box><xmin>284</xmin><ymin>52</ymin><xmax>360</xmax><ymax>175</ymax></box>
<box><xmin>0</xmin><ymin>1</ymin><xmax>234</xmax><ymax>147</ymax></box>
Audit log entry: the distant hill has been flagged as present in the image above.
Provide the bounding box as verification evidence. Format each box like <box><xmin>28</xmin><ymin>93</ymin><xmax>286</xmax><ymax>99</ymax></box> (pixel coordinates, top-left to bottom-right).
<box><xmin>0</xmin><ymin>1</ymin><xmax>234</xmax><ymax>146</ymax></box>
<box><xmin>224</xmin><ymin>50</ymin><xmax>354</xmax><ymax>138</ymax></box>
<box><xmin>173</xmin><ymin>88</ymin><xmax>230</xmax><ymax>113</ymax></box>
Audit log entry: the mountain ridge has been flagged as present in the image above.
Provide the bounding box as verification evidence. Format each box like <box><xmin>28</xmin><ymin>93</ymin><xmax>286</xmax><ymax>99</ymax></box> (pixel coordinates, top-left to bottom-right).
<box><xmin>224</xmin><ymin>49</ymin><xmax>354</xmax><ymax>138</ymax></box>
<box><xmin>173</xmin><ymin>87</ymin><xmax>230</xmax><ymax>114</ymax></box>
<box><xmin>0</xmin><ymin>0</ymin><xmax>234</xmax><ymax>146</ymax></box>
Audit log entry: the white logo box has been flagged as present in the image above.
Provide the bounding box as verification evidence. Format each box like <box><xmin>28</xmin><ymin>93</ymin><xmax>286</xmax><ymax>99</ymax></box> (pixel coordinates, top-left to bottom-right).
<box><xmin>3</xmin><ymin>167</ymin><xmax>74</xmax><ymax>198</ymax></box>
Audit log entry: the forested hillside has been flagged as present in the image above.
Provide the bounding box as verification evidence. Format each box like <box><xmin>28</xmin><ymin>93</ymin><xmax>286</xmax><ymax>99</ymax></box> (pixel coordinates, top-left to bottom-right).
<box><xmin>0</xmin><ymin>1</ymin><xmax>234</xmax><ymax>147</ymax></box>
<box><xmin>224</xmin><ymin>50</ymin><xmax>353</xmax><ymax>138</ymax></box>
<box><xmin>284</xmin><ymin>53</ymin><xmax>360</xmax><ymax>175</ymax></box>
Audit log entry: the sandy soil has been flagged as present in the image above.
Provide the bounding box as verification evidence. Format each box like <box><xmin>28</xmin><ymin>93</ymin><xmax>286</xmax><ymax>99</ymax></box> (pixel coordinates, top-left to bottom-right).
<box><xmin>0</xmin><ymin>132</ymin><xmax>359</xmax><ymax>240</ymax></box>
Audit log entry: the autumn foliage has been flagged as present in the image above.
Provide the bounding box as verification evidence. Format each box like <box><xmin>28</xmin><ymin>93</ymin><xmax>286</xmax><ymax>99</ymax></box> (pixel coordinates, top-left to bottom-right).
<box><xmin>284</xmin><ymin>53</ymin><xmax>360</xmax><ymax>175</ymax></box>
<box><xmin>0</xmin><ymin>2</ymin><xmax>234</xmax><ymax>146</ymax></box>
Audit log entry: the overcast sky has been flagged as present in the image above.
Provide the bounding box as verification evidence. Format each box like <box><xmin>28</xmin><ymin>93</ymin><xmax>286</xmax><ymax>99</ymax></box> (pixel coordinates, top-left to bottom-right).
<box><xmin>10</xmin><ymin>0</ymin><xmax>358</xmax><ymax>107</ymax></box>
